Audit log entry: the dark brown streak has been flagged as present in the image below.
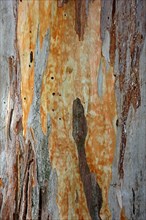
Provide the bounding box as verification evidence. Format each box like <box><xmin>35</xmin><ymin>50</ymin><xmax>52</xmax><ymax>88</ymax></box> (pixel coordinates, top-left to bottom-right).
<box><xmin>109</xmin><ymin>0</ymin><xmax>116</xmax><ymax>66</ymax></box>
<box><xmin>72</xmin><ymin>98</ymin><xmax>102</xmax><ymax>220</ymax></box>
<box><xmin>57</xmin><ymin>0</ymin><xmax>69</xmax><ymax>8</ymax></box>
<box><xmin>8</xmin><ymin>56</ymin><xmax>14</xmax><ymax>84</ymax></box>
<box><xmin>75</xmin><ymin>0</ymin><xmax>93</xmax><ymax>41</ymax></box>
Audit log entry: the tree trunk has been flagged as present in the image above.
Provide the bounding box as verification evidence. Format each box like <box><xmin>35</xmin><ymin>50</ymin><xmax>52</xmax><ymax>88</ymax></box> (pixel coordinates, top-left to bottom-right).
<box><xmin>0</xmin><ymin>0</ymin><xmax>145</xmax><ymax>219</ymax></box>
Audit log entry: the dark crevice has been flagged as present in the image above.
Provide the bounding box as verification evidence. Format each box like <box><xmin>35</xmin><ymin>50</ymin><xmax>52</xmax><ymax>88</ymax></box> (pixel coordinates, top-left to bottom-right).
<box><xmin>38</xmin><ymin>188</ymin><xmax>42</xmax><ymax>220</ymax></box>
<box><xmin>132</xmin><ymin>188</ymin><xmax>135</xmax><ymax>215</ymax></box>
<box><xmin>18</xmin><ymin>142</ymin><xmax>34</xmax><ymax>219</ymax></box>
<box><xmin>22</xmin><ymin>173</ymin><xmax>29</xmax><ymax>220</ymax></box>
<box><xmin>14</xmin><ymin>154</ymin><xmax>19</xmax><ymax>220</ymax></box>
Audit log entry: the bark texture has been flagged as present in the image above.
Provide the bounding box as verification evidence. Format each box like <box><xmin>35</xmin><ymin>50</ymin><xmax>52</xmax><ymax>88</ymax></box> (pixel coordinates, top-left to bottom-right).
<box><xmin>0</xmin><ymin>0</ymin><xmax>146</xmax><ymax>220</ymax></box>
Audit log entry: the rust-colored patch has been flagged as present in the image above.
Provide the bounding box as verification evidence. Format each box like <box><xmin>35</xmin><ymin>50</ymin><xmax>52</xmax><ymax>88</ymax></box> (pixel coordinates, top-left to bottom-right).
<box><xmin>0</xmin><ymin>178</ymin><xmax>3</xmax><ymax>188</ymax></box>
<box><xmin>120</xmin><ymin>207</ymin><xmax>128</xmax><ymax>220</ymax></box>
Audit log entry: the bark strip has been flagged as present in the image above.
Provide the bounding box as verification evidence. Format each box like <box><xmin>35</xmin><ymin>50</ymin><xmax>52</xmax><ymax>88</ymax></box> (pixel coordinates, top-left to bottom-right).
<box><xmin>72</xmin><ymin>98</ymin><xmax>102</xmax><ymax>220</ymax></box>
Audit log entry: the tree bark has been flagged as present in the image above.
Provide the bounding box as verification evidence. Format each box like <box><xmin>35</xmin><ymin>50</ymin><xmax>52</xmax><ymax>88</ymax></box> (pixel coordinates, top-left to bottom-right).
<box><xmin>0</xmin><ymin>0</ymin><xmax>145</xmax><ymax>219</ymax></box>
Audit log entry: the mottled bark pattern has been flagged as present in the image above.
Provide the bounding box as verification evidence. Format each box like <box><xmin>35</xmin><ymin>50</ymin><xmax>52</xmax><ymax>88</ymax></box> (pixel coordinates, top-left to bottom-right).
<box><xmin>72</xmin><ymin>98</ymin><xmax>102</xmax><ymax>220</ymax></box>
<box><xmin>101</xmin><ymin>0</ymin><xmax>146</xmax><ymax>219</ymax></box>
<box><xmin>0</xmin><ymin>1</ymin><xmax>59</xmax><ymax>219</ymax></box>
<box><xmin>0</xmin><ymin>0</ymin><xmax>146</xmax><ymax>219</ymax></box>
<box><xmin>0</xmin><ymin>1</ymin><xmax>23</xmax><ymax>219</ymax></box>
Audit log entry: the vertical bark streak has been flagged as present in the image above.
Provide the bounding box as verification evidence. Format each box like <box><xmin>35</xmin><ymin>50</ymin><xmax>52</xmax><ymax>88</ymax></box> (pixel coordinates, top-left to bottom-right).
<box><xmin>72</xmin><ymin>98</ymin><xmax>103</xmax><ymax>220</ymax></box>
<box><xmin>102</xmin><ymin>0</ymin><xmax>146</xmax><ymax>219</ymax></box>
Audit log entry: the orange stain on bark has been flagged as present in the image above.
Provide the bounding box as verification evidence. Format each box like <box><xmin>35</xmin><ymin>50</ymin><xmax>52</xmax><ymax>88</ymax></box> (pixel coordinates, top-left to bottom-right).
<box><xmin>120</xmin><ymin>208</ymin><xmax>128</xmax><ymax>220</ymax></box>
<box><xmin>0</xmin><ymin>179</ymin><xmax>3</xmax><ymax>188</ymax></box>
<box><xmin>18</xmin><ymin>0</ymin><xmax>117</xmax><ymax>219</ymax></box>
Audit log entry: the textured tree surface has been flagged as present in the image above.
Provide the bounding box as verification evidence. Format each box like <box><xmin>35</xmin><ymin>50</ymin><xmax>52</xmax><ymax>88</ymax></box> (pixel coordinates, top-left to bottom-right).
<box><xmin>0</xmin><ymin>0</ymin><xmax>146</xmax><ymax>220</ymax></box>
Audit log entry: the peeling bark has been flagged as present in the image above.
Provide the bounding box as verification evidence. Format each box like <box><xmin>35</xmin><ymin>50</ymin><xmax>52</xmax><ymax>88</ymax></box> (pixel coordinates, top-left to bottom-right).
<box><xmin>0</xmin><ymin>0</ymin><xmax>145</xmax><ymax>220</ymax></box>
<box><xmin>101</xmin><ymin>0</ymin><xmax>146</xmax><ymax>219</ymax></box>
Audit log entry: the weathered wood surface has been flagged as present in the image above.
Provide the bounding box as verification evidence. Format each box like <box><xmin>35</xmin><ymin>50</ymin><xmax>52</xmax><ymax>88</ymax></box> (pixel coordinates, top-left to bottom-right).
<box><xmin>0</xmin><ymin>0</ymin><xmax>145</xmax><ymax>219</ymax></box>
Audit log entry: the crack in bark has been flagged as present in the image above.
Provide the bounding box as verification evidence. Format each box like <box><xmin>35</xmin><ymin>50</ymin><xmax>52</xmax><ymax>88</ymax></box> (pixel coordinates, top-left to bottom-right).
<box><xmin>18</xmin><ymin>142</ymin><xmax>34</xmax><ymax>219</ymax></box>
<box><xmin>8</xmin><ymin>108</ymin><xmax>14</xmax><ymax>141</ymax></box>
<box><xmin>132</xmin><ymin>188</ymin><xmax>135</xmax><ymax>215</ymax></box>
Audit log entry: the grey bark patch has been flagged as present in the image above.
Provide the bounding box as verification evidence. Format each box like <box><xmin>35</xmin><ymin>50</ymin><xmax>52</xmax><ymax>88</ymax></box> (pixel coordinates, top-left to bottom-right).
<box><xmin>27</xmin><ymin>27</ymin><xmax>51</xmax><ymax>186</ymax></box>
<box><xmin>0</xmin><ymin>0</ymin><xmax>17</xmax><ymax>183</ymax></box>
<box><xmin>0</xmin><ymin>1</ymin><xmax>23</xmax><ymax>219</ymax></box>
<box><xmin>101</xmin><ymin>0</ymin><xmax>146</xmax><ymax>219</ymax></box>
<box><xmin>27</xmin><ymin>27</ymin><xmax>59</xmax><ymax>220</ymax></box>
<box><xmin>48</xmin><ymin>169</ymin><xmax>60</xmax><ymax>220</ymax></box>
<box><xmin>72</xmin><ymin>98</ymin><xmax>102</xmax><ymax>220</ymax></box>
<box><xmin>97</xmin><ymin>61</ymin><xmax>103</xmax><ymax>98</ymax></box>
<box><xmin>100</xmin><ymin>0</ymin><xmax>113</xmax><ymax>41</ymax></box>
<box><xmin>102</xmin><ymin>30</ymin><xmax>110</xmax><ymax>63</ymax></box>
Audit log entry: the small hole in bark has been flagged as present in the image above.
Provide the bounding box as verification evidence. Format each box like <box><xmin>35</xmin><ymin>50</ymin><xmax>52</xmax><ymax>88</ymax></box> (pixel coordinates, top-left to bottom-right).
<box><xmin>64</xmin><ymin>13</ymin><xmax>67</xmax><ymax>17</ymax></box>
<box><xmin>59</xmin><ymin>118</ymin><xmax>61</xmax><ymax>120</ymax></box>
<box><xmin>30</xmin><ymin>30</ymin><xmax>31</xmax><ymax>33</ymax></box>
<box><xmin>30</xmin><ymin>51</ymin><xmax>33</xmax><ymax>63</ymax></box>
<box><xmin>108</xmin><ymin>16</ymin><xmax>109</xmax><ymax>19</ymax></box>
<box><xmin>141</xmin><ymin>35</ymin><xmax>143</xmax><ymax>40</ymax></box>
<box><xmin>51</xmin><ymin>76</ymin><xmax>54</xmax><ymax>80</ymax></box>
<box><xmin>52</xmin><ymin>92</ymin><xmax>55</xmax><ymax>96</ymax></box>
<box><xmin>52</xmin><ymin>109</ymin><xmax>55</xmax><ymax>112</ymax></box>
<box><xmin>116</xmin><ymin>119</ymin><xmax>119</xmax><ymax>127</ymax></box>
<box><xmin>29</xmin><ymin>64</ymin><xmax>31</xmax><ymax>68</ymax></box>
<box><xmin>24</xmin><ymin>97</ymin><xmax>26</xmax><ymax>100</ymax></box>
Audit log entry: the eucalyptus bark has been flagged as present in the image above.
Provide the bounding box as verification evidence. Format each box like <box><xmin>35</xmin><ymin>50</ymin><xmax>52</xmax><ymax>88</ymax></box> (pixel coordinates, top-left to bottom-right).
<box><xmin>0</xmin><ymin>0</ymin><xmax>146</xmax><ymax>220</ymax></box>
